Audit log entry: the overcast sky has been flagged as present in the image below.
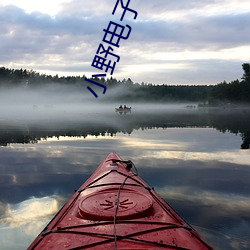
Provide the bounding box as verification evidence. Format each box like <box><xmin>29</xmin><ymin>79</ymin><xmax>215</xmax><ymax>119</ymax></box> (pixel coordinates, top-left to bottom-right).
<box><xmin>0</xmin><ymin>0</ymin><xmax>250</xmax><ymax>85</ymax></box>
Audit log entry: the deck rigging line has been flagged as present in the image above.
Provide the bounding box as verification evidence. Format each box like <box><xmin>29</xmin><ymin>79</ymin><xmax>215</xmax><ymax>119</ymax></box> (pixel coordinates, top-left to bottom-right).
<box><xmin>36</xmin><ymin>159</ymin><xmax>212</xmax><ymax>250</ymax></box>
<box><xmin>112</xmin><ymin>160</ymin><xmax>137</xmax><ymax>249</ymax></box>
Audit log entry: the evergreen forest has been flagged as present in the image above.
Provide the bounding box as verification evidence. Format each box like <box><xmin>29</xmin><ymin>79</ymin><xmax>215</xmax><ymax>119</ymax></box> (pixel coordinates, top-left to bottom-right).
<box><xmin>0</xmin><ymin>63</ymin><xmax>250</xmax><ymax>104</ymax></box>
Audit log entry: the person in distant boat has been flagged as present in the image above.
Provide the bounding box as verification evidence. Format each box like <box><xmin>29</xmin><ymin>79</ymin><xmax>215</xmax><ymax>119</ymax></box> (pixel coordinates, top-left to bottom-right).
<box><xmin>124</xmin><ymin>105</ymin><xmax>127</xmax><ymax>109</ymax></box>
<box><xmin>119</xmin><ymin>105</ymin><xmax>123</xmax><ymax>109</ymax></box>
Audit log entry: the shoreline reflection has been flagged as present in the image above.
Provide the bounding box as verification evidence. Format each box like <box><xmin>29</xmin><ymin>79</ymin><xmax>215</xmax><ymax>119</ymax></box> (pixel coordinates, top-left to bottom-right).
<box><xmin>0</xmin><ymin>118</ymin><xmax>250</xmax><ymax>249</ymax></box>
<box><xmin>0</xmin><ymin>108</ymin><xmax>250</xmax><ymax>149</ymax></box>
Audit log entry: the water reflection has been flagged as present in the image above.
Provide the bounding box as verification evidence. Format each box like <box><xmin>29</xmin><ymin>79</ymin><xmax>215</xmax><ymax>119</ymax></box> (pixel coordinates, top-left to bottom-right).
<box><xmin>0</xmin><ymin>108</ymin><xmax>250</xmax><ymax>249</ymax></box>
<box><xmin>1</xmin><ymin>196</ymin><xmax>59</xmax><ymax>228</ymax></box>
<box><xmin>0</xmin><ymin>107</ymin><xmax>250</xmax><ymax>149</ymax></box>
<box><xmin>0</xmin><ymin>196</ymin><xmax>62</xmax><ymax>250</ymax></box>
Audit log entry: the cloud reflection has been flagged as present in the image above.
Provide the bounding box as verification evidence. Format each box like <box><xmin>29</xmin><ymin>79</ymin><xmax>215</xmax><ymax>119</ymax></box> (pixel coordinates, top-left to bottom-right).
<box><xmin>153</xmin><ymin>150</ymin><xmax>250</xmax><ymax>167</ymax></box>
<box><xmin>157</xmin><ymin>186</ymin><xmax>250</xmax><ymax>216</ymax></box>
<box><xmin>0</xmin><ymin>196</ymin><xmax>59</xmax><ymax>229</ymax></box>
<box><xmin>0</xmin><ymin>196</ymin><xmax>62</xmax><ymax>249</ymax></box>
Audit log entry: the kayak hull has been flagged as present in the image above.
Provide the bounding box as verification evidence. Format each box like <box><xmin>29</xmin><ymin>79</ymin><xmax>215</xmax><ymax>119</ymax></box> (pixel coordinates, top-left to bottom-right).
<box><xmin>28</xmin><ymin>152</ymin><xmax>213</xmax><ymax>249</ymax></box>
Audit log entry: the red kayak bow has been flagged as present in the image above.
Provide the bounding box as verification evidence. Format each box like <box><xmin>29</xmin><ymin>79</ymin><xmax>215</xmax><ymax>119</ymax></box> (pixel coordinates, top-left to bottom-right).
<box><xmin>28</xmin><ymin>152</ymin><xmax>213</xmax><ymax>249</ymax></box>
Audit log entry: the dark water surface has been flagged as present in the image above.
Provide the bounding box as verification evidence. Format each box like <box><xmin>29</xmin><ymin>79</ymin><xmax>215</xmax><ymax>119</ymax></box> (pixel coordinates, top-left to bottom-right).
<box><xmin>0</xmin><ymin>105</ymin><xmax>250</xmax><ymax>249</ymax></box>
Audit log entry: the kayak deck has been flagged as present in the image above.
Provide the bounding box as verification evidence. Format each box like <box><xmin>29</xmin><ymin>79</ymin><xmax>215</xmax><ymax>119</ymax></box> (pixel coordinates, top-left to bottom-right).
<box><xmin>28</xmin><ymin>152</ymin><xmax>213</xmax><ymax>249</ymax></box>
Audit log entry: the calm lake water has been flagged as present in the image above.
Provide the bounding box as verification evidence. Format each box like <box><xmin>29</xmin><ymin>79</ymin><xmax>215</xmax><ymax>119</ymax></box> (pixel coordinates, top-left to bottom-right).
<box><xmin>0</xmin><ymin>104</ymin><xmax>250</xmax><ymax>249</ymax></box>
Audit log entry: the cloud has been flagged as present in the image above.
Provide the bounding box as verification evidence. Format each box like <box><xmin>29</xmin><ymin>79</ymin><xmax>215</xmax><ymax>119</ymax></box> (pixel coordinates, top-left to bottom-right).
<box><xmin>58</xmin><ymin>0</ymin><xmax>113</xmax><ymax>17</ymax></box>
<box><xmin>0</xmin><ymin>1</ymin><xmax>250</xmax><ymax>84</ymax></box>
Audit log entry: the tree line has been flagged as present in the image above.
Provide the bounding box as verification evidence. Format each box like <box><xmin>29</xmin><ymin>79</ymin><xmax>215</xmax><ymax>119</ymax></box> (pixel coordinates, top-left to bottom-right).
<box><xmin>208</xmin><ymin>63</ymin><xmax>250</xmax><ymax>105</ymax></box>
<box><xmin>0</xmin><ymin>63</ymin><xmax>249</xmax><ymax>104</ymax></box>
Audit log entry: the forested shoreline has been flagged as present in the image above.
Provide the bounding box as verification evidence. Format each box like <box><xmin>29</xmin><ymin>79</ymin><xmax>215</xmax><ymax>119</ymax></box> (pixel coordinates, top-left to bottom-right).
<box><xmin>0</xmin><ymin>63</ymin><xmax>249</xmax><ymax>104</ymax></box>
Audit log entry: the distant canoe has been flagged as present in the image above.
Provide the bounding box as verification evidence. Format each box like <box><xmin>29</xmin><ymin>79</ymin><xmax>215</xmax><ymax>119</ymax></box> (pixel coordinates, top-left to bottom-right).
<box><xmin>115</xmin><ymin>107</ymin><xmax>132</xmax><ymax>113</ymax></box>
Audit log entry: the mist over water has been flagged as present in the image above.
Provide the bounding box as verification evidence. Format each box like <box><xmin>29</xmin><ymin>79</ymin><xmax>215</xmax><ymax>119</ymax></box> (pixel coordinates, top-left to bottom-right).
<box><xmin>1</xmin><ymin>84</ymin><xmax>250</xmax><ymax>150</ymax></box>
<box><xmin>0</xmin><ymin>85</ymin><xmax>109</xmax><ymax>121</ymax></box>
<box><xmin>0</xmin><ymin>84</ymin><xmax>198</xmax><ymax>124</ymax></box>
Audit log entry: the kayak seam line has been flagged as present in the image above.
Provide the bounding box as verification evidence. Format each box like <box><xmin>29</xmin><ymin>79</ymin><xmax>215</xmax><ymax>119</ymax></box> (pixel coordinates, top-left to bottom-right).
<box><xmin>40</xmin><ymin>191</ymin><xmax>82</xmax><ymax>239</ymax></box>
<box><xmin>82</xmin><ymin>170</ymin><xmax>114</xmax><ymax>189</ymax></box>
<box><xmin>148</xmin><ymin>189</ymin><xmax>186</xmax><ymax>225</ymax></box>
<box><xmin>54</xmin><ymin>225</ymin><xmax>192</xmax><ymax>235</ymax></box>
<box><xmin>56</xmin><ymin>220</ymin><xmax>182</xmax><ymax>230</ymax></box>
<box><xmin>78</xmin><ymin>169</ymin><xmax>151</xmax><ymax>193</ymax></box>
<box><xmin>147</xmin><ymin>190</ymin><xmax>213</xmax><ymax>249</ymax></box>
<box><xmin>81</xmin><ymin>182</ymin><xmax>142</xmax><ymax>190</ymax></box>
<box><xmin>55</xmin><ymin>225</ymin><xmax>191</xmax><ymax>250</ymax></box>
